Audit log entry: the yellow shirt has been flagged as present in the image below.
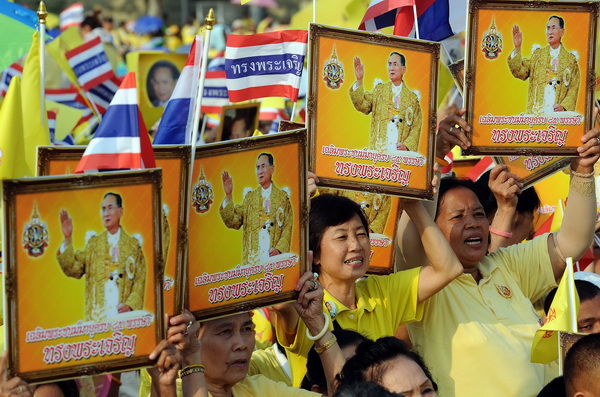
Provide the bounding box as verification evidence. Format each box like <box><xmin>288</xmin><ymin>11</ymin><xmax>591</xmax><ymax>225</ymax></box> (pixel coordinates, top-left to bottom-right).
<box><xmin>407</xmin><ymin>235</ymin><xmax>557</xmax><ymax>397</ymax></box>
<box><xmin>277</xmin><ymin>267</ymin><xmax>423</xmax><ymax>387</ymax></box>
<box><xmin>211</xmin><ymin>374</ymin><xmax>317</xmax><ymax>397</ymax></box>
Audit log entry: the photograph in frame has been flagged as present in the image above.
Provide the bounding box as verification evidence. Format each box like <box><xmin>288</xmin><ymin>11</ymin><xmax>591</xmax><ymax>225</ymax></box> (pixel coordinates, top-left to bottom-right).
<box><xmin>309</xmin><ymin>24</ymin><xmax>438</xmax><ymax>199</ymax></box>
<box><xmin>37</xmin><ymin>146</ymin><xmax>190</xmax><ymax>317</ymax></box>
<box><xmin>183</xmin><ymin>130</ymin><xmax>308</xmax><ymax>319</ymax></box>
<box><xmin>4</xmin><ymin>170</ymin><xmax>164</xmax><ymax>382</ymax></box>
<box><xmin>217</xmin><ymin>103</ymin><xmax>261</xmax><ymax>142</ymax></box>
<box><xmin>494</xmin><ymin>155</ymin><xmax>570</xmax><ymax>189</ymax></box>
<box><xmin>465</xmin><ymin>0</ymin><xmax>598</xmax><ymax>156</ymax></box>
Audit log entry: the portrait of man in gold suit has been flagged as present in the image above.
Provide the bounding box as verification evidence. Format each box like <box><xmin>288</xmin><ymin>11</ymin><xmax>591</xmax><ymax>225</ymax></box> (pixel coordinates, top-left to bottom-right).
<box><xmin>220</xmin><ymin>153</ymin><xmax>293</xmax><ymax>265</ymax></box>
<box><xmin>349</xmin><ymin>52</ymin><xmax>423</xmax><ymax>153</ymax></box>
<box><xmin>57</xmin><ymin>192</ymin><xmax>146</xmax><ymax>321</ymax></box>
<box><xmin>507</xmin><ymin>15</ymin><xmax>580</xmax><ymax>115</ymax></box>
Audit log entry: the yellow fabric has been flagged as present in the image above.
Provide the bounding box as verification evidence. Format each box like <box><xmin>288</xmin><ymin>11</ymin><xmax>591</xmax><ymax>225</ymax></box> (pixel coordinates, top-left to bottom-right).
<box><xmin>531</xmin><ymin>258</ymin><xmax>579</xmax><ymax>364</ymax></box>
<box><xmin>407</xmin><ymin>235</ymin><xmax>558</xmax><ymax>397</ymax></box>
<box><xmin>253</xmin><ymin>308</ymin><xmax>273</xmax><ymax>350</ymax></box>
<box><xmin>0</xmin><ymin>76</ymin><xmax>28</xmax><ymax>178</ymax></box>
<box><xmin>277</xmin><ymin>267</ymin><xmax>423</xmax><ymax>387</ymax></box>
<box><xmin>248</xmin><ymin>344</ymin><xmax>291</xmax><ymax>386</ymax></box>
<box><xmin>507</xmin><ymin>45</ymin><xmax>580</xmax><ymax>114</ymax></box>
<box><xmin>21</xmin><ymin>31</ymin><xmax>50</xmax><ymax>174</ymax></box>
<box><xmin>56</xmin><ymin>228</ymin><xmax>146</xmax><ymax>321</ymax></box>
<box><xmin>349</xmin><ymin>81</ymin><xmax>422</xmax><ymax>152</ymax></box>
<box><xmin>210</xmin><ymin>374</ymin><xmax>318</xmax><ymax>397</ymax></box>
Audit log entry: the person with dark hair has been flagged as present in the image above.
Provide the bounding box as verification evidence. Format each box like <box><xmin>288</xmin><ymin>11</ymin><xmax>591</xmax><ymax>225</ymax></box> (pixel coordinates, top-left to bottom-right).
<box><xmin>564</xmin><ymin>333</ymin><xmax>600</xmax><ymax>397</ymax></box>
<box><xmin>274</xmin><ymin>193</ymin><xmax>463</xmax><ymax>386</ymax></box>
<box><xmin>337</xmin><ymin>337</ymin><xmax>437</xmax><ymax>396</ymax></box>
<box><xmin>333</xmin><ymin>381</ymin><xmax>405</xmax><ymax>397</ymax></box>
<box><xmin>396</xmin><ymin>124</ymin><xmax>600</xmax><ymax>396</ymax></box>
<box><xmin>302</xmin><ymin>329</ymin><xmax>369</xmax><ymax>393</ymax></box>
<box><xmin>229</xmin><ymin>117</ymin><xmax>251</xmax><ymax>140</ymax></box>
<box><xmin>220</xmin><ymin>153</ymin><xmax>293</xmax><ymax>265</ymax></box>
<box><xmin>147</xmin><ymin>61</ymin><xmax>180</xmax><ymax>107</ymax></box>
<box><xmin>544</xmin><ymin>277</ymin><xmax>600</xmax><ymax>334</ymax></box>
<box><xmin>537</xmin><ymin>376</ymin><xmax>566</xmax><ymax>397</ymax></box>
<box><xmin>508</xmin><ymin>15</ymin><xmax>579</xmax><ymax>114</ymax></box>
<box><xmin>350</xmin><ymin>52</ymin><xmax>422</xmax><ymax>153</ymax></box>
<box><xmin>57</xmin><ymin>192</ymin><xmax>146</xmax><ymax>321</ymax></box>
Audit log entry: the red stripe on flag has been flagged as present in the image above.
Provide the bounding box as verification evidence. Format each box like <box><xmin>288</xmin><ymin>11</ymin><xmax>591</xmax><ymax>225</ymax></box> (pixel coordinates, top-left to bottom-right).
<box><xmin>65</xmin><ymin>37</ymin><xmax>103</xmax><ymax>58</ymax></box>
<box><xmin>226</xmin><ymin>30</ymin><xmax>308</xmax><ymax>47</ymax></box>
<box><xmin>75</xmin><ymin>152</ymin><xmax>143</xmax><ymax>173</ymax></box>
<box><xmin>119</xmin><ymin>73</ymin><xmax>137</xmax><ymax>90</ymax></box>
<box><xmin>363</xmin><ymin>0</ymin><xmax>415</xmax><ymax>21</ymax></box>
<box><xmin>465</xmin><ymin>157</ymin><xmax>494</xmax><ymax>182</ymax></box>
<box><xmin>228</xmin><ymin>85</ymin><xmax>299</xmax><ymax>103</ymax></box>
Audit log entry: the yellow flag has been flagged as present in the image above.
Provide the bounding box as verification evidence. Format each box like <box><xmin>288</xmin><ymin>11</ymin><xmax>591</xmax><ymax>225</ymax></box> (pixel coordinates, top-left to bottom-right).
<box><xmin>550</xmin><ymin>199</ymin><xmax>565</xmax><ymax>233</ymax></box>
<box><xmin>241</xmin><ymin>0</ymin><xmax>253</xmax><ymax>4</ymax></box>
<box><xmin>0</xmin><ymin>76</ymin><xmax>28</xmax><ymax>178</ymax></box>
<box><xmin>531</xmin><ymin>258</ymin><xmax>579</xmax><ymax>363</ymax></box>
<box><xmin>21</xmin><ymin>31</ymin><xmax>51</xmax><ymax>175</ymax></box>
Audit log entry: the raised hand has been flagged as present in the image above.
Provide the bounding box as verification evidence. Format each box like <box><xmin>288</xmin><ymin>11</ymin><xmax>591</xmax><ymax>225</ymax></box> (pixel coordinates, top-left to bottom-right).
<box><xmin>436</xmin><ymin>108</ymin><xmax>471</xmax><ymax>158</ymax></box>
<box><xmin>354</xmin><ymin>56</ymin><xmax>364</xmax><ymax>83</ymax></box>
<box><xmin>572</xmin><ymin>127</ymin><xmax>600</xmax><ymax>174</ymax></box>
<box><xmin>489</xmin><ymin>164</ymin><xmax>522</xmax><ymax>209</ymax></box>
<box><xmin>512</xmin><ymin>25</ymin><xmax>522</xmax><ymax>49</ymax></box>
<box><xmin>59</xmin><ymin>209</ymin><xmax>73</xmax><ymax>241</ymax></box>
<box><xmin>221</xmin><ymin>170</ymin><xmax>233</xmax><ymax>199</ymax></box>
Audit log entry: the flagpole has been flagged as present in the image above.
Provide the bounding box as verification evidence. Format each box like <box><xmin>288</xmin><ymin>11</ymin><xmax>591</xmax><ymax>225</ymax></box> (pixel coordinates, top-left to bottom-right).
<box><xmin>37</xmin><ymin>1</ymin><xmax>48</xmax><ymax>126</ymax></box>
<box><xmin>566</xmin><ymin>257</ymin><xmax>577</xmax><ymax>333</ymax></box>
<box><xmin>290</xmin><ymin>102</ymin><xmax>297</xmax><ymax>122</ymax></box>
<box><xmin>412</xmin><ymin>5</ymin><xmax>420</xmax><ymax>40</ymax></box>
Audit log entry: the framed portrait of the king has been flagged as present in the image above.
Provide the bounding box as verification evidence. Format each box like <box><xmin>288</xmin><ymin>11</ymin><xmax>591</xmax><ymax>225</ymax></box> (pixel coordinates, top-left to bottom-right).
<box><xmin>465</xmin><ymin>0</ymin><xmax>599</xmax><ymax>156</ymax></box>
<box><xmin>183</xmin><ymin>130</ymin><xmax>308</xmax><ymax>320</ymax></box>
<box><xmin>37</xmin><ymin>145</ymin><xmax>191</xmax><ymax>317</ymax></box>
<box><xmin>309</xmin><ymin>24</ymin><xmax>438</xmax><ymax>200</ymax></box>
<box><xmin>3</xmin><ymin>170</ymin><xmax>164</xmax><ymax>382</ymax></box>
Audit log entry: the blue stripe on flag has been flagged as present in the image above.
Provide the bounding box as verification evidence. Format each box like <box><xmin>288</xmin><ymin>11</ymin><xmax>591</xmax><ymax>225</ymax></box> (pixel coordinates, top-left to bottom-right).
<box><xmin>72</xmin><ymin>52</ymin><xmax>110</xmax><ymax>78</ymax></box>
<box><xmin>96</xmin><ymin>105</ymin><xmax>140</xmax><ymax>138</ymax></box>
<box><xmin>153</xmin><ymin>97</ymin><xmax>191</xmax><ymax>144</ymax></box>
<box><xmin>373</xmin><ymin>9</ymin><xmax>398</xmax><ymax>30</ymax></box>
<box><xmin>418</xmin><ymin>0</ymin><xmax>453</xmax><ymax>41</ymax></box>
<box><xmin>225</xmin><ymin>54</ymin><xmax>304</xmax><ymax>80</ymax></box>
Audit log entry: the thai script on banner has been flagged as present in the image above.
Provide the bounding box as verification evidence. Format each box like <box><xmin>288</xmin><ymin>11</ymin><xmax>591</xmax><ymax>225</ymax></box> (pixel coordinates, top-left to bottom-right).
<box><xmin>208</xmin><ymin>272</ymin><xmax>285</xmax><ymax>304</ymax></box>
<box><xmin>479</xmin><ymin>113</ymin><xmax>583</xmax><ymax>127</ymax></box>
<box><xmin>43</xmin><ymin>332</ymin><xmax>137</xmax><ymax>364</ymax></box>
<box><xmin>490</xmin><ymin>126</ymin><xmax>568</xmax><ymax>146</ymax></box>
<box><xmin>321</xmin><ymin>145</ymin><xmax>425</xmax><ymax>167</ymax></box>
<box><xmin>334</xmin><ymin>161</ymin><xmax>412</xmax><ymax>186</ymax></box>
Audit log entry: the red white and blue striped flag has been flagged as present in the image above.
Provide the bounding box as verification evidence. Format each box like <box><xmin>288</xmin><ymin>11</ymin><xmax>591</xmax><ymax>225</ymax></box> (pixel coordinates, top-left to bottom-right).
<box><xmin>393</xmin><ymin>0</ymin><xmax>466</xmax><ymax>41</ymax></box>
<box><xmin>77</xmin><ymin>76</ymin><xmax>121</xmax><ymax>114</ymax></box>
<box><xmin>0</xmin><ymin>62</ymin><xmax>23</xmax><ymax>97</ymax></box>
<box><xmin>76</xmin><ymin>72</ymin><xmax>155</xmax><ymax>173</ymax></box>
<box><xmin>153</xmin><ymin>36</ymin><xmax>202</xmax><ymax>145</ymax></box>
<box><xmin>225</xmin><ymin>30</ymin><xmax>308</xmax><ymax>102</ymax></box>
<box><xmin>201</xmin><ymin>70</ymin><xmax>229</xmax><ymax>114</ymax></box>
<box><xmin>46</xmin><ymin>87</ymin><xmax>88</xmax><ymax>109</ymax></box>
<box><xmin>66</xmin><ymin>37</ymin><xmax>115</xmax><ymax>91</ymax></box>
<box><xmin>60</xmin><ymin>2</ymin><xmax>84</xmax><ymax>31</ymax></box>
<box><xmin>359</xmin><ymin>0</ymin><xmax>414</xmax><ymax>31</ymax></box>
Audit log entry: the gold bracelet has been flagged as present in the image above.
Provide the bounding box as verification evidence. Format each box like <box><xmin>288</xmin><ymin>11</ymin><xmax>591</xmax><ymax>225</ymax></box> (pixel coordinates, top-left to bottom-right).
<box><xmin>314</xmin><ymin>334</ymin><xmax>337</xmax><ymax>354</ymax></box>
<box><xmin>180</xmin><ymin>364</ymin><xmax>205</xmax><ymax>378</ymax></box>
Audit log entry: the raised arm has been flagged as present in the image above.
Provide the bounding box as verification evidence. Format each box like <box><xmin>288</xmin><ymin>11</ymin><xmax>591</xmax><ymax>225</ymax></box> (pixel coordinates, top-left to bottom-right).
<box><xmin>401</xmin><ymin>199</ymin><xmax>463</xmax><ymax>303</ymax></box>
<box><xmin>487</xmin><ymin>164</ymin><xmax>522</xmax><ymax>252</ymax></box>
<box><xmin>550</xmin><ymin>128</ymin><xmax>600</xmax><ymax>280</ymax></box>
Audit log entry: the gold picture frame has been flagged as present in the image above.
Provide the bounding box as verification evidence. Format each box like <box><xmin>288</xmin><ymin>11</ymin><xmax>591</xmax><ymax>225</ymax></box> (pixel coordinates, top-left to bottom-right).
<box><xmin>217</xmin><ymin>102</ymin><xmax>261</xmax><ymax>142</ymax></box>
<box><xmin>4</xmin><ymin>170</ymin><xmax>164</xmax><ymax>382</ymax></box>
<box><xmin>494</xmin><ymin>155</ymin><xmax>570</xmax><ymax>189</ymax></box>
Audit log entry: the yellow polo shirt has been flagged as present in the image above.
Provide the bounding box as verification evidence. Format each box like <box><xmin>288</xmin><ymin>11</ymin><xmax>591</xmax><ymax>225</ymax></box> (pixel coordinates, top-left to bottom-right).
<box><xmin>214</xmin><ymin>374</ymin><xmax>318</xmax><ymax>396</ymax></box>
<box><xmin>407</xmin><ymin>235</ymin><xmax>557</xmax><ymax>397</ymax></box>
<box><xmin>277</xmin><ymin>266</ymin><xmax>423</xmax><ymax>387</ymax></box>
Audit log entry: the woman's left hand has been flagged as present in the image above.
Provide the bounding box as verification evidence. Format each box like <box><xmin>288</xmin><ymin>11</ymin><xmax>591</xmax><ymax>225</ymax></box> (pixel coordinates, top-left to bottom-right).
<box><xmin>149</xmin><ymin>340</ymin><xmax>183</xmax><ymax>387</ymax></box>
<box><xmin>293</xmin><ymin>256</ymin><xmax>326</xmax><ymax>336</ymax></box>
<box><xmin>572</xmin><ymin>127</ymin><xmax>600</xmax><ymax>174</ymax></box>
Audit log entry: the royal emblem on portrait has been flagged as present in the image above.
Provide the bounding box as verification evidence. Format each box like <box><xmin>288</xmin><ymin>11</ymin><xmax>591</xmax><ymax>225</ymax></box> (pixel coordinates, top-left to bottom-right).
<box><xmin>481</xmin><ymin>17</ymin><xmax>503</xmax><ymax>60</ymax></box>
<box><xmin>22</xmin><ymin>204</ymin><xmax>49</xmax><ymax>257</ymax></box>
<box><xmin>323</xmin><ymin>46</ymin><xmax>345</xmax><ymax>90</ymax></box>
<box><xmin>192</xmin><ymin>166</ymin><xmax>214</xmax><ymax>214</ymax></box>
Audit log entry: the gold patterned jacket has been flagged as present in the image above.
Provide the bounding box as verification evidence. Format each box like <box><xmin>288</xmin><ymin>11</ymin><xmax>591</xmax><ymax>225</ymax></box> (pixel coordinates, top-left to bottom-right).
<box><xmin>350</xmin><ymin>80</ymin><xmax>422</xmax><ymax>152</ymax></box>
<box><xmin>507</xmin><ymin>44</ymin><xmax>580</xmax><ymax>113</ymax></box>
<box><xmin>220</xmin><ymin>183</ymin><xmax>293</xmax><ymax>264</ymax></box>
<box><xmin>57</xmin><ymin>228</ymin><xmax>146</xmax><ymax>321</ymax></box>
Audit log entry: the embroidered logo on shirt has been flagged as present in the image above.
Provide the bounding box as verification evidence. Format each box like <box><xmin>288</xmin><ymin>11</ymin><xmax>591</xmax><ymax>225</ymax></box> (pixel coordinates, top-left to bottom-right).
<box><xmin>495</xmin><ymin>284</ymin><xmax>512</xmax><ymax>299</ymax></box>
<box><xmin>325</xmin><ymin>300</ymin><xmax>337</xmax><ymax>318</ymax></box>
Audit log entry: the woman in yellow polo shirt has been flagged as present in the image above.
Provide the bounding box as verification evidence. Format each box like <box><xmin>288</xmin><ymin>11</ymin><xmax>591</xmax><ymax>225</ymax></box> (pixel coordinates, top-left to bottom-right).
<box><xmin>274</xmin><ymin>194</ymin><xmax>464</xmax><ymax>386</ymax></box>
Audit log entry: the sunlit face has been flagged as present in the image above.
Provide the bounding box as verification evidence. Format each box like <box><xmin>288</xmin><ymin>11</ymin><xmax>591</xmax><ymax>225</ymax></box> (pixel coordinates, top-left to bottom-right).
<box><xmin>435</xmin><ymin>187</ymin><xmax>489</xmax><ymax>268</ymax></box>
<box><xmin>151</xmin><ymin>67</ymin><xmax>177</xmax><ymax>103</ymax></box>
<box><xmin>388</xmin><ymin>53</ymin><xmax>406</xmax><ymax>85</ymax></box>
<box><xmin>578</xmin><ymin>295</ymin><xmax>600</xmax><ymax>334</ymax></box>
<box><xmin>200</xmin><ymin>313</ymin><xmax>255</xmax><ymax>391</ymax></box>
<box><xmin>380</xmin><ymin>356</ymin><xmax>438</xmax><ymax>397</ymax></box>
<box><xmin>546</xmin><ymin>17</ymin><xmax>564</xmax><ymax>48</ymax></box>
<box><xmin>101</xmin><ymin>195</ymin><xmax>123</xmax><ymax>234</ymax></box>
<box><xmin>255</xmin><ymin>155</ymin><xmax>274</xmax><ymax>189</ymax></box>
<box><xmin>315</xmin><ymin>214</ymin><xmax>371</xmax><ymax>284</ymax></box>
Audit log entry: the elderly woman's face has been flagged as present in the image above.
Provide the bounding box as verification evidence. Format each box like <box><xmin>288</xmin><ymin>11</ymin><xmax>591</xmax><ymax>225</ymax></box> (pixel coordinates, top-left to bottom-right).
<box><xmin>380</xmin><ymin>356</ymin><xmax>437</xmax><ymax>397</ymax></box>
<box><xmin>200</xmin><ymin>313</ymin><xmax>255</xmax><ymax>389</ymax></box>
<box><xmin>435</xmin><ymin>187</ymin><xmax>489</xmax><ymax>268</ymax></box>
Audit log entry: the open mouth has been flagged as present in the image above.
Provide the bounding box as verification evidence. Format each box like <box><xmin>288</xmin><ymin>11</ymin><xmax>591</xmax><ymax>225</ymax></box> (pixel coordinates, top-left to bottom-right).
<box><xmin>344</xmin><ymin>258</ymin><xmax>363</xmax><ymax>265</ymax></box>
<box><xmin>464</xmin><ymin>237</ymin><xmax>482</xmax><ymax>246</ymax></box>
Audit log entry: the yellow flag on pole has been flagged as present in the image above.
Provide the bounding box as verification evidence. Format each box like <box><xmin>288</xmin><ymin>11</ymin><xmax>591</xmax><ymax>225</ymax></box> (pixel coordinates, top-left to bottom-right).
<box><xmin>21</xmin><ymin>31</ymin><xmax>51</xmax><ymax>174</ymax></box>
<box><xmin>0</xmin><ymin>76</ymin><xmax>29</xmax><ymax>178</ymax></box>
<box><xmin>531</xmin><ymin>257</ymin><xmax>579</xmax><ymax>364</ymax></box>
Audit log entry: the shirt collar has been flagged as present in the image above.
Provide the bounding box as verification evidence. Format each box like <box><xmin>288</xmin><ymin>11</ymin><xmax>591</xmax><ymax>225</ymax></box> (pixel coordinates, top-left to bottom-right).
<box><xmin>107</xmin><ymin>227</ymin><xmax>121</xmax><ymax>245</ymax></box>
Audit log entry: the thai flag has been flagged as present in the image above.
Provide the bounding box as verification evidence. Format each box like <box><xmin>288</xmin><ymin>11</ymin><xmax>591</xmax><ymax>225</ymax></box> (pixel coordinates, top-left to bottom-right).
<box><xmin>153</xmin><ymin>36</ymin><xmax>202</xmax><ymax>145</ymax></box>
<box><xmin>46</xmin><ymin>88</ymin><xmax>88</xmax><ymax>109</ymax></box>
<box><xmin>0</xmin><ymin>62</ymin><xmax>23</xmax><ymax>97</ymax></box>
<box><xmin>76</xmin><ymin>76</ymin><xmax>122</xmax><ymax>114</ymax></box>
<box><xmin>66</xmin><ymin>37</ymin><xmax>115</xmax><ymax>91</ymax></box>
<box><xmin>201</xmin><ymin>70</ymin><xmax>229</xmax><ymax>114</ymax></box>
<box><xmin>359</xmin><ymin>0</ymin><xmax>415</xmax><ymax>31</ymax></box>
<box><xmin>207</xmin><ymin>51</ymin><xmax>226</xmax><ymax>72</ymax></box>
<box><xmin>60</xmin><ymin>2</ymin><xmax>84</xmax><ymax>31</ymax></box>
<box><xmin>48</xmin><ymin>110</ymin><xmax>57</xmax><ymax>143</ymax></box>
<box><xmin>393</xmin><ymin>0</ymin><xmax>467</xmax><ymax>41</ymax></box>
<box><xmin>225</xmin><ymin>30</ymin><xmax>308</xmax><ymax>102</ymax></box>
<box><xmin>465</xmin><ymin>156</ymin><xmax>495</xmax><ymax>182</ymax></box>
<box><xmin>75</xmin><ymin>72</ymin><xmax>155</xmax><ymax>173</ymax></box>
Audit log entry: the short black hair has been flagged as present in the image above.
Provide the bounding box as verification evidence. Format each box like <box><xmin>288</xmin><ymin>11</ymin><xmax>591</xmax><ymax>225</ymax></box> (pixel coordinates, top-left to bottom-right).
<box><xmin>302</xmin><ymin>329</ymin><xmax>370</xmax><ymax>392</ymax></box>
<box><xmin>309</xmin><ymin>194</ymin><xmax>370</xmax><ymax>262</ymax></box>
<box><xmin>149</xmin><ymin>60</ymin><xmax>180</xmax><ymax>81</ymax></box>
<box><xmin>544</xmin><ymin>280</ymin><xmax>600</xmax><ymax>315</ymax></box>
<box><xmin>389</xmin><ymin>52</ymin><xmax>406</xmax><ymax>67</ymax></box>
<box><xmin>549</xmin><ymin>15</ymin><xmax>565</xmax><ymax>29</ymax></box>
<box><xmin>257</xmin><ymin>152</ymin><xmax>274</xmax><ymax>166</ymax></box>
<box><xmin>536</xmin><ymin>376</ymin><xmax>565</xmax><ymax>397</ymax></box>
<box><xmin>103</xmin><ymin>192</ymin><xmax>123</xmax><ymax>208</ymax></box>
<box><xmin>436</xmin><ymin>176</ymin><xmax>487</xmax><ymax>221</ymax></box>
<box><xmin>475</xmin><ymin>170</ymin><xmax>540</xmax><ymax>216</ymax></box>
<box><xmin>334</xmin><ymin>381</ymin><xmax>405</xmax><ymax>397</ymax></box>
<box><xmin>336</xmin><ymin>336</ymin><xmax>438</xmax><ymax>391</ymax></box>
<box><xmin>564</xmin><ymin>334</ymin><xmax>600</xmax><ymax>394</ymax></box>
